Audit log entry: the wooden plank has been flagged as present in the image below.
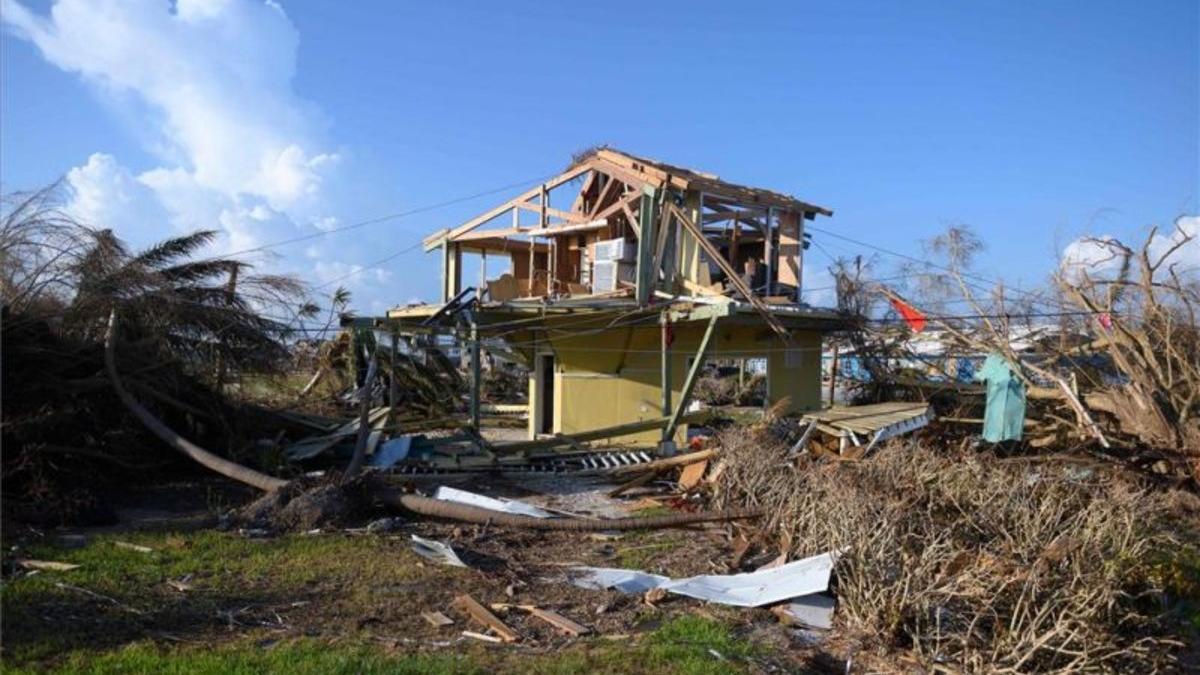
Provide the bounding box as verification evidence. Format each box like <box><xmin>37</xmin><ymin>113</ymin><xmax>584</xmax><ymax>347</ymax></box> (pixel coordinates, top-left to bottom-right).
<box><xmin>431</xmin><ymin>164</ymin><xmax>593</xmax><ymax>248</ymax></box>
<box><xmin>589</xmin><ymin>174</ymin><xmax>623</xmax><ymax>218</ymax></box>
<box><xmin>607</xmin><ymin>468</ymin><xmax>662</xmax><ymax>498</ymax></box>
<box><xmin>702</xmin><ymin>208</ymin><xmax>766</xmax><ymax>224</ymax></box>
<box><xmin>620</xmin><ymin>201</ymin><xmax>641</xmax><ymax>238</ymax></box>
<box><xmin>664</xmin><ymin>314</ymin><xmax>719</xmax><ymax>439</ymax></box>
<box><xmin>493</xmin><ymin>411</ymin><xmax>707</xmax><ymax>455</ymax></box>
<box><xmin>635</xmin><ymin>188</ymin><xmax>658</xmax><ymax>305</ymax></box>
<box><xmin>454</xmin><ymin>594</ymin><xmax>519</xmax><ymax>643</ymax></box>
<box><xmin>678</xmin><ymin>459</ymin><xmax>708</xmax><ymax>489</ymax></box>
<box><xmin>610</xmin><ymin>449</ymin><xmax>715</xmax><ymax>476</ymax></box>
<box><xmin>585</xmin><ymin>157</ymin><xmax>667</xmax><ymax>191</ymax></box>
<box><xmin>670</xmin><ymin>203</ymin><xmax>789</xmax><ymax>342</ymax></box>
<box><xmin>777</xmin><ymin>209</ymin><xmax>802</xmax><ymax>292</ymax></box>
<box><xmin>515</xmin><ymin>201</ymin><xmax>588</xmax><ymax>224</ymax></box>
<box><xmin>527</xmin><ymin>608</ymin><xmax>590</xmax><ymax>636</ymax></box>
<box><xmin>423</xmin><ymin>611</ymin><xmax>454</xmax><ymax>627</ymax></box>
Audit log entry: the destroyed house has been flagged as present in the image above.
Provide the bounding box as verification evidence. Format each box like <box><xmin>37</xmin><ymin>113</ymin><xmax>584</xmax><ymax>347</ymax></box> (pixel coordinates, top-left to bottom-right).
<box><xmin>383</xmin><ymin>148</ymin><xmax>841</xmax><ymax>445</ymax></box>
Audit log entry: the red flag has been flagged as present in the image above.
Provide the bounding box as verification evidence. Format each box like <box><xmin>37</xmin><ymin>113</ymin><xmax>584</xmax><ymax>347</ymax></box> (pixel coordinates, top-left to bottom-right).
<box><xmin>889</xmin><ymin>296</ymin><xmax>927</xmax><ymax>332</ymax></box>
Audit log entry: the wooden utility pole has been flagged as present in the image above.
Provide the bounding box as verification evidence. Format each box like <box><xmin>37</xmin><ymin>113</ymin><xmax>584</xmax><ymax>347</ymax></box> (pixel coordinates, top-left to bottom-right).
<box><xmin>469</xmin><ymin>318</ymin><xmax>481</xmax><ymax>431</ymax></box>
<box><xmin>827</xmin><ymin>344</ymin><xmax>839</xmax><ymax>407</ymax></box>
<box><xmin>388</xmin><ymin>328</ymin><xmax>398</xmax><ymax>423</ymax></box>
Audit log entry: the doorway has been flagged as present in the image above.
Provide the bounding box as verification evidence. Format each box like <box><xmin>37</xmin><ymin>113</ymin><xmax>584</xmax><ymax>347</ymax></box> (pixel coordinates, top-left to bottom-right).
<box><xmin>537</xmin><ymin>353</ymin><xmax>555</xmax><ymax>434</ymax></box>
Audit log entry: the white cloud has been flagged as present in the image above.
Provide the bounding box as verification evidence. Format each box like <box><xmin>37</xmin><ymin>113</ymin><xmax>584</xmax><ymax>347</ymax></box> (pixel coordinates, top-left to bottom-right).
<box><xmin>1061</xmin><ymin>215</ymin><xmax>1199</xmax><ymax>282</ymax></box>
<box><xmin>63</xmin><ymin>153</ymin><xmax>170</xmax><ymax>242</ymax></box>
<box><xmin>3</xmin><ymin>0</ymin><xmax>341</xmax><ymax>260</ymax></box>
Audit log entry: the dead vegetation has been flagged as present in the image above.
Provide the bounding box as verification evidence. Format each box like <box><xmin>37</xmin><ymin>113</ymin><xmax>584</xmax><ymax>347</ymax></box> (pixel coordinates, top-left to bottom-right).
<box><xmin>827</xmin><ymin>223</ymin><xmax>1200</xmax><ymax>482</ymax></box>
<box><xmin>712</xmin><ymin>423</ymin><xmax>1194</xmax><ymax>672</ymax></box>
<box><xmin>1</xmin><ymin>186</ymin><xmax>311</xmax><ymax>522</ymax></box>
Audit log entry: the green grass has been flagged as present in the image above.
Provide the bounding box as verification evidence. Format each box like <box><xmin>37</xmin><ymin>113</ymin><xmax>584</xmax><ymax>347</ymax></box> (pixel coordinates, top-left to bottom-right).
<box><xmin>3</xmin><ymin>641</ymin><xmax>474</xmax><ymax>675</ymax></box>
<box><xmin>2</xmin><ymin>617</ymin><xmax>758</xmax><ymax>675</ymax></box>
<box><xmin>2</xmin><ymin>531</ymin><xmax>763</xmax><ymax>674</ymax></box>
<box><xmin>1</xmin><ymin>530</ymin><xmax>458</xmax><ymax>666</ymax></box>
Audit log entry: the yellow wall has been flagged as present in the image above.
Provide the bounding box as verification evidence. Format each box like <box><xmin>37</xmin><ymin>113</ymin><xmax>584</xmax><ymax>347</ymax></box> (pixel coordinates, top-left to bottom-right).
<box><xmin>520</xmin><ymin>318</ymin><xmax>823</xmax><ymax>445</ymax></box>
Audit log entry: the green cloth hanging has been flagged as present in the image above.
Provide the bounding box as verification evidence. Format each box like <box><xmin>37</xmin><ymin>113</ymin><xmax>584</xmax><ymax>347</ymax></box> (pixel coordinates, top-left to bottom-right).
<box><xmin>973</xmin><ymin>353</ymin><xmax>1026</xmax><ymax>443</ymax></box>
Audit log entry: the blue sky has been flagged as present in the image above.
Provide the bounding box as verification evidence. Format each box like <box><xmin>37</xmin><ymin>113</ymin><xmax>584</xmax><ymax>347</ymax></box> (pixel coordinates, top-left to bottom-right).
<box><xmin>2</xmin><ymin>0</ymin><xmax>1197</xmax><ymax>314</ymax></box>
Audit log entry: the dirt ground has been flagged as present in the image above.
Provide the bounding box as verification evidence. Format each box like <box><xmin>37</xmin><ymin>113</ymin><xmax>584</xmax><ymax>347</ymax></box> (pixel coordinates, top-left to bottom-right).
<box><xmin>1</xmin><ymin>474</ymin><xmax>837</xmax><ymax>674</ymax></box>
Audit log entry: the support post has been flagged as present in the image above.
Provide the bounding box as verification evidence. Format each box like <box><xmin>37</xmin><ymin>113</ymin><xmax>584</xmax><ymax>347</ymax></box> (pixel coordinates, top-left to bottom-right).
<box><xmin>388</xmin><ymin>328</ymin><xmax>398</xmax><ymax>422</ymax></box>
<box><xmin>663</xmin><ymin>314</ymin><xmax>719</xmax><ymax>443</ymax></box>
<box><xmin>660</xmin><ymin>313</ymin><xmax>672</xmax><ymax>418</ymax></box>
<box><xmin>469</xmin><ymin>318</ymin><xmax>481</xmax><ymax>431</ymax></box>
<box><xmin>635</xmin><ymin>187</ymin><xmax>658</xmax><ymax>305</ymax></box>
<box><xmin>827</xmin><ymin>344</ymin><xmax>839</xmax><ymax>406</ymax></box>
<box><xmin>764</xmin><ymin>207</ymin><xmax>776</xmax><ymax>296</ymax></box>
<box><xmin>478</xmin><ymin>251</ymin><xmax>487</xmax><ymax>302</ymax></box>
<box><xmin>441</xmin><ymin>241</ymin><xmax>462</xmax><ymax>303</ymax></box>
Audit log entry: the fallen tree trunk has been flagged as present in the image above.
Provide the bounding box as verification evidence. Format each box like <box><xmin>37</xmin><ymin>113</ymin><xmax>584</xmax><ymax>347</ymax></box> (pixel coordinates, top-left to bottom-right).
<box><xmin>108</xmin><ymin>308</ymin><xmax>751</xmax><ymax>531</ymax></box>
<box><xmin>378</xmin><ymin>490</ymin><xmax>760</xmax><ymax>531</ymax></box>
<box><xmin>104</xmin><ymin>310</ymin><xmax>289</xmax><ymax>492</ymax></box>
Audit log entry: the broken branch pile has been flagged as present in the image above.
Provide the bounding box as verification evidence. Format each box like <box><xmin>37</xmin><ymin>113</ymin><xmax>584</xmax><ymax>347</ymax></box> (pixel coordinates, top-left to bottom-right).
<box><xmin>711</xmin><ymin>425</ymin><xmax>1189</xmax><ymax>672</ymax></box>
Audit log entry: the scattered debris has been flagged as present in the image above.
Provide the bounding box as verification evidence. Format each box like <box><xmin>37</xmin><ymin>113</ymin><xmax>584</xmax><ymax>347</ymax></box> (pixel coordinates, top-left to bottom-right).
<box><xmin>422</xmin><ymin>611</ymin><xmax>454</xmax><ymax>627</ymax></box>
<box><xmin>790</xmin><ymin>402</ymin><xmax>933</xmax><ymax>457</ymax></box>
<box><xmin>677</xmin><ymin>459</ymin><xmax>708</xmax><ymax>489</ymax></box>
<box><xmin>364</xmin><ymin>516</ymin><xmax>405</xmax><ymax>534</ymax></box>
<box><xmin>368</xmin><ymin>436</ymin><xmax>412</xmax><ymax>468</ymax></box>
<box><xmin>166</xmin><ymin>575</ymin><xmax>194</xmax><ymax>593</ymax></box>
<box><xmin>462</xmin><ymin>630</ymin><xmax>503</xmax><ymax>644</ymax></box>
<box><xmin>409</xmin><ymin>535</ymin><xmax>467</xmax><ymax>568</ymax></box>
<box><xmin>490</xmin><ymin>604</ymin><xmax>591</xmax><ymax>636</ymax></box>
<box><xmin>114</xmin><ymin>541</ymin><xmax>153</xmax><ymax>553</ymax></box>
<box><xmin>433</xmin><ymin>486</ymin><xmax>554</xmax><ymax>519</ymax></box>
<box><xmin>772</xmin><ymin>593</ymin><xmax>835</xmax><ymax>630</ymax></box>
<box><xmin>526</xmin><ymin>607</ymin><xmax>590</xmax><ymax>637</ymax></box>
<box><xmin>453</xmin><ymin>593</ymin><xmax>519</xmax><ymax>643</ymax></box>
<box><xmin>16</xmin><ymin>559</ymin><xmax>80</xmax><ymax>572</ymax></box>
<box><xmin>569</xmin><ymin>550</ymin><xmax>836</xmax><ymax>607</ymax></box>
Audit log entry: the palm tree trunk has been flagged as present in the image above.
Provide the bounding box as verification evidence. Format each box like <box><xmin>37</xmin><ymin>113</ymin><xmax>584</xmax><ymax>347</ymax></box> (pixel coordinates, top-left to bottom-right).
<box><xmin>104</xmin><ymin>309</ymin><xmax>288</xmax><ymax>492</ymax></box>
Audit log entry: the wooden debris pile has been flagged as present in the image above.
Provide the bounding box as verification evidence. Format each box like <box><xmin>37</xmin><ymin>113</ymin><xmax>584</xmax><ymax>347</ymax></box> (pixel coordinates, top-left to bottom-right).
<box><xmin>828</xmin><ymin>224</ymin><xmax>1199</xmax><ymax>481</ymax></box>
<box><xmin>707</xmin><ymin>421</ymin><xmax>1189</xmax><ymax>672</ymax></box>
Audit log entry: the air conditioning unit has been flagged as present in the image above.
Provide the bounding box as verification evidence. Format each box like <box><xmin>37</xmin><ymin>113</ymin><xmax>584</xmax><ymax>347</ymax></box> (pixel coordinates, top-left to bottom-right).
<box><xmin>592</xmin><ymin>260</ymin><xmax>635</xmax><ymax>292</ymax></box>
<box><xmin>593</xmin><ymin>237</ymin><xmax>636</xmax><ymax>262</ymax></box>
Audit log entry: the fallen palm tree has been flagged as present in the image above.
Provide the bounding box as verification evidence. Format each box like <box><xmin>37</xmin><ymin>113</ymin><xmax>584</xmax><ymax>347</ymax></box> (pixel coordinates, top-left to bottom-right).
<box><xmin>1</xmin><ymin>186</ymin><xmax>314</xmax><ymax>520</ymax></box>
<box><xmin>104</xmin><ymin>307</ymin><xmax>760</xmax><ymax>532</ymax></box>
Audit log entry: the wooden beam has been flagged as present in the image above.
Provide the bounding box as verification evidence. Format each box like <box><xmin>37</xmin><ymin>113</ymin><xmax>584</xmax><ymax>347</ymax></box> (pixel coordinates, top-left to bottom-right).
<box><xmin>516</xmin><ymin>200</ymin><xmax>588</xmax><ymax>224</ymax></box>
<box><xmin>492</xmin><ymin>411</ymin><xmax>707</xmax><ymax>455</ymax></box>
<box><xmin>661</xmin><ymin>313</ymin><xmax>672</xmax><ymax>418</ymax></box>
<box><xmin>454</xmin><ymin>594</ymin><xmax>519</xmax><ymax>643</ymax></box>
<box><xmin>583</xmin><ymin>157</ymin><xmax>665</xmax><ymax>192</ymax></box>
<box><xmin>670</xmin><ymin>203</ymin><xmax>790</xmax><ymax>341</ymax></box>
<box><xmin>664</xmin><ymin>313</ymin><xmax>719</xmax><ymax>440</ymax></box>
<box><xmin>429</xmin><ymin>164</ymin><xmax>593</xmax><ymax>249</ymax></box>
<box><xmin>595</xmin><ymin>150</ymin><xmax>688</xmax><ymax>190</ymax></box>
<box><xmin>588</xmin><ymin>174</ymin><xmax>623</xmax><ymax>218</ymax></box>
<box><xmin>635</xmin><ymin>187</ymin><xmax>658</xmax><ymax>305</ymax></box>
<box><xmin>620</xmin><ymin>200</ymin><xmax>641</xmax><ymax>238</ymax></box>
<box><xmin>469</xmin><ymin>318</ymin><xmax>481</xmax><ymax>431</ymax></box>
<box><xmin>650</xmin><ymin>199</ymin><xmax>672</xmax><ymax>288</ymax></box>
<box><xmin>572</xmin><ymin>171</ymin><xmax>597</xmax><ymax>213</ymax></box>
<box><xmin>702</xmin><ymin>209</ymin><xmax>767</xmax><ymax>224</ymax></box>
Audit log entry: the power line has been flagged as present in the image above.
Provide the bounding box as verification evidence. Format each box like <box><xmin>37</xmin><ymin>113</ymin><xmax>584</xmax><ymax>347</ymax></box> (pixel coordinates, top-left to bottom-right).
<box><xmin>226</xmin><ymin>172</ymin><xmax>560</xmax><ymax>261</ymax></box>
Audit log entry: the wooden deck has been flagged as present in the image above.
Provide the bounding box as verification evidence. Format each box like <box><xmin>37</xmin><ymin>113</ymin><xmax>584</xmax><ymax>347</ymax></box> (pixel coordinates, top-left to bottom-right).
<box><xmin>793</xmin><ymin>402</ymin><xmax>934</xmax><ymax>456</ymax></box>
